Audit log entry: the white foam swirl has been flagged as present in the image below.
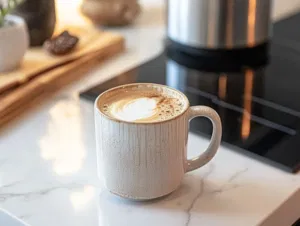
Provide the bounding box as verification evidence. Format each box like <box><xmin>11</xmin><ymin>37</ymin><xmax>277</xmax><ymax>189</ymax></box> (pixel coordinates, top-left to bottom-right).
<box><xmin>111</xmin><ymin>97</ymin><xmax>158</xmax><ymax>122</ymax></box>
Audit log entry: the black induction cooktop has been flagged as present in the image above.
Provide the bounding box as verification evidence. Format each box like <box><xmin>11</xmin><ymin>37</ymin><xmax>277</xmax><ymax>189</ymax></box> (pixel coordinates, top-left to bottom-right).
<box><xmin>81</xmin><ymin>13</ymin><xmax>300</xmax><ymax>173</ymax></box>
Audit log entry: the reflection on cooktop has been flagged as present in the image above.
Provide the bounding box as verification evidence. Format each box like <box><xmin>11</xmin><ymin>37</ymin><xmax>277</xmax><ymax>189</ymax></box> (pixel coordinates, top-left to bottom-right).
<box><xmin>164</xmin><ymin>46</ymin><xmax>300</xmax><ymax>173</ymax></box>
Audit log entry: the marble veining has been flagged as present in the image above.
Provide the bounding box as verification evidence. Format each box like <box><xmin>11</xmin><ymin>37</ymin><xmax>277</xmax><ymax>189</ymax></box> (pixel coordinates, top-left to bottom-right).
<box><xmin>0</xmin><ymin>182</ymin><xmax>83</xmax><ymax>202</ymax></box>
<box><xmin>0</xmin><ymin>181</ymin><xmax>23</xmax><ymax>190</ymax></box>
<box><xmin>184</xmin><ymin>164</ymin><xmax>215</xmax><ymax>226</ymax></box>
<box><xmin>183</xmin><ymin>166</ymin><xmax>250</xmax><ymax>226</ymax></box>
<box><xmin>18</xmin><ymin>214</ymin><xmax>32</xmax><ymax>220</ymax></box>
<box><xmin>209</xmin><ymin>168</ymin><xmax>249</xmax><ymax>194</ymax></box>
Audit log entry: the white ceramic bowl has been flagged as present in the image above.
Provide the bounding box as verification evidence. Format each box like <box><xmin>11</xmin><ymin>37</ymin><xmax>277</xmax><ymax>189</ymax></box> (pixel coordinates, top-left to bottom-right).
<box><xmin>0</xmin><ymin>15</ymin><xmax>29</xmax><ymax>72</ymax></box>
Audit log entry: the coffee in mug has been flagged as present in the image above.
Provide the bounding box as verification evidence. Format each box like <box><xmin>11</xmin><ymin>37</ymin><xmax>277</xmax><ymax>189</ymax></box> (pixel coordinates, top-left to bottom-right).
<box><xmin>99</xmin><ymin>85</ymin><xmax>187</xmax><ymax>123</ymax></box>
<box><xmin>95</xmin><ymin>83</ymin><xmax>222</xmax><ymax>200</ymax></box>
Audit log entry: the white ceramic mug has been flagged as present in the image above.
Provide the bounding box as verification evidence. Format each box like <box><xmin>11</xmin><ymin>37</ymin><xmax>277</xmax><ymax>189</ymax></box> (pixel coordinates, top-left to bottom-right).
<box><xmin>0</xmin><ymin>15</ymin><xmax>29</xmax><ymax>73</ymax></box>
<box><xmin>95</xmin><ymin>83</ymin><xmax>222</xmax><ymax>200</ymax></box>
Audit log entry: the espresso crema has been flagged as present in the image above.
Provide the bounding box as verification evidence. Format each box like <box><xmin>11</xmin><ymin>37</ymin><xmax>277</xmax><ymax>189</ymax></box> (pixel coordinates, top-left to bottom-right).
<box><xmin>99</xmin><ymin>85</ymin><xmax>187</xmax><ymax>123</ymax></box>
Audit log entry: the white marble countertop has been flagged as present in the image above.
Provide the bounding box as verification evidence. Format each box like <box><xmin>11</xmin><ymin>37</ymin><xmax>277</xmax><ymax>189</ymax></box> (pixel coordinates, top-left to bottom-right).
<box><xmin>1</xmin><ymin>0</ymin><xmax>300</xmax><ymax>226</ymax></box>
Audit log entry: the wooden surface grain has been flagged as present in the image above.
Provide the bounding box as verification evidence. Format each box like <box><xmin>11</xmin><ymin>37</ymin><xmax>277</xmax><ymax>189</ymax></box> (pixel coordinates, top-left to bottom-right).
<box><xmin>0</xmin><ymin>27</ymin><xmax>123</xmax><ymax>94</ymax></box>
<box><xmin>0</xmin><ymin>33</ymin><xmax>125</xmax><ymax>128</ymax></box>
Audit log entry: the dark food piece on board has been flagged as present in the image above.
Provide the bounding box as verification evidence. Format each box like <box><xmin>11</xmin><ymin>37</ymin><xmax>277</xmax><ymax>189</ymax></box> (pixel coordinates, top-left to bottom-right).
<box><xmin>44</xmin><ymin>31</ymin><xmax>79</xmax><ymax>55</ymax></box>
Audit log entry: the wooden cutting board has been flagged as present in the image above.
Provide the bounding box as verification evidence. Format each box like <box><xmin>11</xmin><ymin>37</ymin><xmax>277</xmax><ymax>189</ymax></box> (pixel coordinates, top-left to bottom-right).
<box><xmin>0</xmin><ymin>26</ymin><xmax>124</xmax><ymax>94</ymax></box>
<box><xmin>0</xmin><ymin>30</ymin><xmax>125</xmax><ymax>127</ymax></box>
<box><xmin>0</xmin><ymin>44</ymin><xmax>124</xmax><ymax>128</ymax></box>
<box><xmin>0</xmin><ymin>0</ymin><xmax>125</xmax><ymax>128</ymax></box>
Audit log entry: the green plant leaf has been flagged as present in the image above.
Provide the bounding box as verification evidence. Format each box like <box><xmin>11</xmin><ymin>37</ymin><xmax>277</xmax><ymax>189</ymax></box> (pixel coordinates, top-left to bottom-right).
<box><xmin>0</xmin><ymin>0</ymin><xmax>24</xmax><ymax>27</ymax></box>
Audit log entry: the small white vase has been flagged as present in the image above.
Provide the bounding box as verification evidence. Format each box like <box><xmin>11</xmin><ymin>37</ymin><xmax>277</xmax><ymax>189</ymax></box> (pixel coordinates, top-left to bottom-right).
<box><xmin>0</xmin><ymin>15</ymin><xmax>29</xmax><ymax>73</ymax></box>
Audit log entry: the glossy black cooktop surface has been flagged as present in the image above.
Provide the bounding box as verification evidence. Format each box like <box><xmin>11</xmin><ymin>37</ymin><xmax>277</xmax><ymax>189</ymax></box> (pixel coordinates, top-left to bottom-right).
<box><xmin>81</xmin><ymin>13</ymin><xmax>300</xmax><ymax>173</ymax></box>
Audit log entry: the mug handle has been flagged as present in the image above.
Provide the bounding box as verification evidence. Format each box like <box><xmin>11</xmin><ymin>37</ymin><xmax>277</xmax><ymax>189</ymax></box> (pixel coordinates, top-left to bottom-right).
<box><xmin>186</xmin><ymin>106</ymin><xmax>222</xmax><ymax>172</ymax></box>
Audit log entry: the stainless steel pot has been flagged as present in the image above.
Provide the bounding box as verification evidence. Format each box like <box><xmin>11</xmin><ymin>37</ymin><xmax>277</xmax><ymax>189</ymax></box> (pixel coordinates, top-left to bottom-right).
<box><xmin>167</xmin><ymin>0</ymin><xmax>272</xmax><ymax>50</ymax></box>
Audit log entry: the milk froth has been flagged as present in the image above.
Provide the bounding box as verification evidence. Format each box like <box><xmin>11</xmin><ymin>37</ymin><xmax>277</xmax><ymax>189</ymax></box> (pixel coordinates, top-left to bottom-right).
<box><xmin>99</xmin><ymin>85</ymin><xmax>187</xmax><ymax>123</ymax></box>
